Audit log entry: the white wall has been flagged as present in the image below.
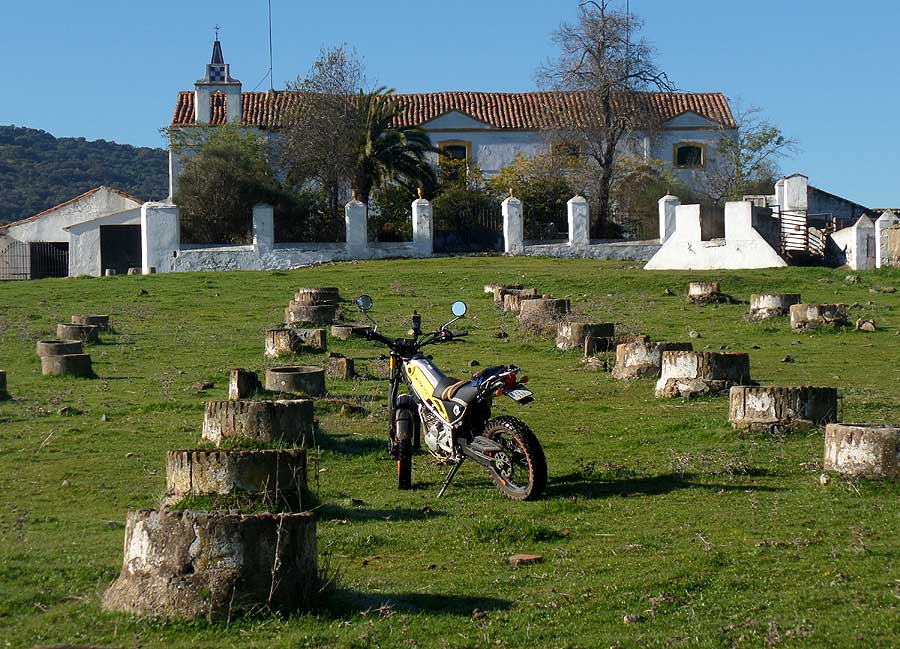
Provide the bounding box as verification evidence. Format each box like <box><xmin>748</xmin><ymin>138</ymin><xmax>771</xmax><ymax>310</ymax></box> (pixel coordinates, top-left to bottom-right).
<box><xmin>67</xmin><ymin>207</ymin><xmax>142</xmax><ymax>276</ymax></box>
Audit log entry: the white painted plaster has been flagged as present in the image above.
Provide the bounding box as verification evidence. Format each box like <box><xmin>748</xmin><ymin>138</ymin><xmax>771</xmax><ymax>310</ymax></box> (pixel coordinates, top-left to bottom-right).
<box><xmin>567</xmin><ymin>196</ymin><xmax>590</xmax><ymax>247</ymax></box>
<box><xmin>66</xmin><ymin>207</ymin><xmax>142</xmax><ymax>276</ymax></box>
<box><xmin>412</xmin><ymin>199</ymin><xmax>433</xmax><ymax>256</ymax></box>
<box><xmin>658</xmin><ymin>194</ymin><xmax>680</xmax><ymax>243</ymax></box>
<box><xmin>875</xmin><ymin>210</ymin><xmax>899</xmax><ymax>268</ymax></box>
<box><xmin>502</xmin><ymin>196</ymin><xmax>524</xmax><ymax>254</ymax></box>
<box><xmin>141</xmin><ymin>202</ymin><xmax>180</xmax><ymax>274</ymax></box>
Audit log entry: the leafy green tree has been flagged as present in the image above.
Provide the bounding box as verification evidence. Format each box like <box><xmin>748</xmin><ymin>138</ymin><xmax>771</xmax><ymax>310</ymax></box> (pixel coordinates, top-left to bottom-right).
<box><xmin>172</xmin><ymin>124</ymin><xmax>279</xmax><ymax>244</ymax></box>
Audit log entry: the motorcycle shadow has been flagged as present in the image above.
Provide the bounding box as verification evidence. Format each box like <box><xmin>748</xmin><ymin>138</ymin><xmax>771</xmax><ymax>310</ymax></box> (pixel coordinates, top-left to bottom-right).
<box><xmin>546</xmin><ymin>471</ymin><xmax>782</xmax><ymax>500</ymax></box>
<box><xmin>317</xmin><ymin>503</ymin><xmax>447</xmax><ymax>523</ymax></box>
<box><xmin>319</xmin><ymin>588</ymin><xmax>512</xmax><ymax>619</ymax></box>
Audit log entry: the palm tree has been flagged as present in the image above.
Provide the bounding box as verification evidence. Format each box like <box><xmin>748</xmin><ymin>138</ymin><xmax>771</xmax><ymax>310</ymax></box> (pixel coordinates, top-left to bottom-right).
<box><xmin>351</xmin><ymin>87</ymin><xmax>437</xmax><ymax>205</ymax></box>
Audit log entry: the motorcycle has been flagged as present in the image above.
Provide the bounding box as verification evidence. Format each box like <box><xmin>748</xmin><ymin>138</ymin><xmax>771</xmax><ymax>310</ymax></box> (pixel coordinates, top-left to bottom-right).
<box><xmin>355</xmin><ymin>295</ymin><xmax>547</xmax><ymax>500</ymax></box>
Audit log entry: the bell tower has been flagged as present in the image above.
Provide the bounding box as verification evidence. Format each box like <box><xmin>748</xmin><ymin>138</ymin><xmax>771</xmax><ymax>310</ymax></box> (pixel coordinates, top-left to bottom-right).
<box><xmin>194</xmin><ymin>31</ymin><xmax>242</xmax><ymax>125</ymax></box>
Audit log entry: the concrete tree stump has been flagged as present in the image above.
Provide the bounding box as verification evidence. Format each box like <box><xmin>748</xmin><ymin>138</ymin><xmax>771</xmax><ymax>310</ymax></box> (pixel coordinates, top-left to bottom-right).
<box><xmin>41</xmin><ymin>353</ymin><xmax>93</xmax><ymax>378</ymax></box>
<box><xmin>71</xmin><ymin>314</ymin><xmax>110</xmax><ymax>331</ymax></box>
<box><xmin>327</xmin><ymin>356</ymin><xmax>355</xmax><ymax>380</ymax></box>
<box><xmin>284</xmin><ymin>303</ymin><xmax>337</xmax><ymax>326</ymax></box>
<box><xmin>790</xmin><ymin>304</ymin><xmax>849</xmax><ymax>330</ymax></box>
<box><xmin>611</xmin><ymin>341</ymin><xmax>694</xmax><ymax>380</ymax></box>
<box><xmin>165</xmin><ymin>448</ymin><xmax>308</xmax><ymax>507</ymax></box>
<box><xmin>35</xmin><ymin>339</ymin><xmax>84</xmax><ymax>357</ymax></box>
<box><xmin>729</xmin><ymin>386</ymin><xmax>838</xmax><ymax>432</ymax></box>
<box><xmin>655</xmin><ymin>351</ymin><xmax>751</xmax><ymax>398</ymax></box>
<box><xmin>293</xmin><ymin>287</ymin><xmax>340</xmax><ymax>305</ymax></box>
<box><xmin>519</xmin><ymin>298</ymin><xmax>571</xmax><ymax>330</ymax></box>
<box><xmin>485</xmin><ymin>283</ymin><xmax>522</xmax><ymax>295</ymax></box>
<box><xmin>556</xmin><ymin>322</ymin><xmax>615</xmax><ymax>350</ymax></box>
<box><xmin>265</xmin><ymin>328</ymin><xmax>327</xmax><ymax>358</ymax></box>
<box><xmin>748</xmin><ymin>294</ymin><xmax>801</xmax><ymax>320</ymax></box>
<box><xmin>229</xmin><ymin>368</ymin><xmax>261</xmax><ymax>400</ymax></box>
<box><xmin>265</xmin><ymin>367</ymin><xmax>326</xmax><ymax>396</ymax></box>
<box><xmin>494</xmin><ymin>286</ymin><xmax>538</xmax><ymax>307</ymax></box>
<box><xmin>824</xmin><ymin>423</ymin><xmax>900</xmax><ymax>479</ymax></box>
<box><xmin>102</xmin><ymin>509</ymin><xmax>317</xmax><ymax>619</ymax></box>
<box><xmin>202</xmin><ymin>399</ymin><xmax>314</xmax><ymax>446</ymax></box>
<box><xmin>502</xmin><ymin>292</ymin><xmax>541</xmax><ymax>314</ymax></box>
<box><xmin>0</xmin><ymin>370</ymin><xmax>6</xmax><ymax>398</ymax></box>
<box><xmin>688</xmin><ymin>282</ymin><xmax>721</xmax><ymax>303</ymax></box>
<box><xmin>127</xmin><ymin>267</ymin><xmax>141</xmax><ymax>275</ymax></box>
<box><xmin>586</xmin><ymin>333</ymin><xmax>651</xmax><ymax>356</ymax></box>
<box><xmin>56</xmin><ymin>323</ymin><xmax>99</xmax><ymax>344</ymax></box>
<box><xmin>105</xmin><ymin>269</ymin><xmax>116</xmax><ymax>277</ymax></box>
<box><xmin>330</xmin><ymin>325</ymin><xmax>357</xmax><ymax>340</ymax></box>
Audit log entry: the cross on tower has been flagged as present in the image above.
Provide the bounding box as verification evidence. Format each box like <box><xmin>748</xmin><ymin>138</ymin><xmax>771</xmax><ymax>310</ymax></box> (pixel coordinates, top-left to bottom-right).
<box><xmin>214</xmin><ymin>24</ymin><xmax>220</xmax><ymax>40</ymax></box>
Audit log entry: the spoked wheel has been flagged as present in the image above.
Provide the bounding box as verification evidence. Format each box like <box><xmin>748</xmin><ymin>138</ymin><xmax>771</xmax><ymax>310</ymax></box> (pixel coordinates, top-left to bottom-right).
<box><xmin>394</xmin><ymin>407</ymin><xmax>414</xmax><ymax>490</ymax></box>
<box><xmin>483</xmin><ymin>416</ymin><xmax>547</xmax><ymax>500</ymax></box>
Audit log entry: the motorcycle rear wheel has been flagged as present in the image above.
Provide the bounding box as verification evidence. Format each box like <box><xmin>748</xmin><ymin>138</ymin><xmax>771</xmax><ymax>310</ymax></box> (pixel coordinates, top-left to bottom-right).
<box><xmin>394</xmin><ymin>407</ymin><xmax>414</xmax><ymax>490</ymax></box>
<box><xmin>483</xmin><ymin>416</ymin><xmax>547</xmax><ymax>500</ymax></box>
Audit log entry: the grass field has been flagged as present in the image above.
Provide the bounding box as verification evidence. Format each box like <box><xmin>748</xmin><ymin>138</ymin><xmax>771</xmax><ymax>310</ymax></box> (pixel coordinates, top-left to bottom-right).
<box><xmin>1</xmin><ymin>257</ymin><xmax>899</xmax><ymax>648</ymax></box>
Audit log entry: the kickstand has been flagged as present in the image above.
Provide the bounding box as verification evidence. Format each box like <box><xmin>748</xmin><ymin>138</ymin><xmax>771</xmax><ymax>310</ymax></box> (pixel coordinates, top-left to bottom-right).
<box><xmin>437</xmin><ymin>459</ymin><xmax>464</xmax><ymax>498</ymax></box>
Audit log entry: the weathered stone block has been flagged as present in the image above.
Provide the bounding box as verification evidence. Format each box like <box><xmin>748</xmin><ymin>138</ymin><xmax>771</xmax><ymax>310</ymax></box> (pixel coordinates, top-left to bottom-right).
<box><xmin>229</xmin><ymin>368</ymin><xmax>261</xmax><ymax>400</ymax></box>
<box><xmin>656</xmin><ymin>351</ymin><xmax>751</xmax><ymax>398</ymax></box>
<box><xmin>284</xmin><ymin>303</ymin><xmax>337</xmax><ymax>326</ymax></box>
<box><xmin>824</xmin><ymin>423</ymin><xmax>900</xmax><ymax>479</ymax></box>
<box><xmin>612</xmin><ymin>341</ymin><xmax>693</xmax><ymax>380</ymax></box>
<box><xmin>265</xmin><ymin>328</ymin><xmax>327</xmax><ymax>358</ymax></box>
<box><xmin>494</xmin><ymin>286</ymin><xmax>538</xmax><ymax>306</ymax></box>
<box><xmin>102</xmin><ymin>509</ymin><xmax>317</xmax><ymax>619</ymax></box>
<box><xmin>518</xmin><ymin>298</ymin><xmax>571</xmax><ymax>330</ymax></box>
<box><xmin>729</xmin><ymin>386</ymin><xmax>837</xmax><ymax>432</ymax></box>
<box><xmin>71</xmin><ymin>314</ymin><xmax>110</xmax><ymax>331</ymax></box>
<box><xmin>556</xmin><ymin>322</ymin><xmax>615</xmax><ymax>350</ymax></box>
<box><xmin>790</xmin><ymin>304</ymin><xmax>849</xmax><ymax>330</ymax></box>
<box><xmin>327</xmin><ymin>356</ymin><xmax>355</xmax><ymax>380</ymax></box>
<box><xmin>293</xmin><ymin>287</ymin><xmax>339</xmax><ymax>305</ymax></box>
<box><xmin>165</xmin><ymin>449</ymin><xmax>308</xmax><ymax>508</ymax></box>
<box><xmin>202</xmin><ymin>399</ymin><xmax>314</xmax><ymax>447</ymax></box>
<box><xmin>688</xmin><ymin>282</ymin><xmax>720</xmax><ymax>303</ymax></box>
<box><xmin>748</xmin><ymin>294</ymin><xmax>801</xmax><ymax>320</ymax></box>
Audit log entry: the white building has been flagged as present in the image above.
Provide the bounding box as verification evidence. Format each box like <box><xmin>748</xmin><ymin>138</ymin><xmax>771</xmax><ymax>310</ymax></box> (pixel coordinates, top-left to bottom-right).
<box><xmin>167</xmin><ymin>39</ymin><xmax>737</xmax><ymax>198</ymax></box>
<box><xmin>0</xmin><ymin>186</ymin><xmax>143</xmax><ymax>279</ymax></box>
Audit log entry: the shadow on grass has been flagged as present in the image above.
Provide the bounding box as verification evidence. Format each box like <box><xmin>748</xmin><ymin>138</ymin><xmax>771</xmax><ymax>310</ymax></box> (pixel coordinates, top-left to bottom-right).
<box><xmin>315</xmin><ymin>432</ymin><xmax>385</xmax><ymax>457</ymax></box>
<box><xmin>546</xmin><ymin>471</ymin><xmax>782</xmax><ymax>500</ymax></box>
<box><xmin>319</xmin><ymin>588</ymin><xmax>512</xmax><ymax>618</ymax></box>
<box><xmin>316</xmin><ymin>503</ymin><xmax>446</xmax><ymax>523</ymax></box>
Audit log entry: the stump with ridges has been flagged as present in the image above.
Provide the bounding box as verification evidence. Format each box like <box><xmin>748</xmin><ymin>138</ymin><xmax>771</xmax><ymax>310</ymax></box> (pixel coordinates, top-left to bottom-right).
<box><xmin>656</xmin><ymin>351</ymin><xmax>751</xmax><ymax>398</ymax></box>
<box><xmin>494</xmin><ymin>286</ymin><xmax>538</xmax><ymax>307</ymax></box>
<box><xmin>518</xmin><ymin>298</ymin><xmax>571</xmax><ymax>329</ymax></box>
<box><xmin>56</xmin><ymin>323</ymin><xmax>99</xmax><ymax>344</ymax></box>
<box><xmin>284</xmin><ymin>303</ymin><xmax>337</xmax><ymax>326</ymax></box>
<box><xmin>823</xmin><ymin>423</ymin><xmax>900</xmax><ymax>479</ymax></box>
<box><xmin>201</xmin><ymin>399</ymin><xmax>314</xmax><ymax>446</ymax></box>
<box><xmin>612</xmin><ymin>341</ymin><xmax>694</xmax><ymax>380</ymax></box>
<box><xmin>71</xmin><ymin>314</ymin><xmax>110</xmax><ymax>331</ymax></box>
<box><xmin>265</xmin><ymin>328</ymin><xmax>327</xmax><ymax>358</ymax></box>
<box><xmin>36</xmin><ymin>339</ymin><xmax>84</xmax><ymax>357</ymax></box>
<box><xmin>688</xmin><ymin>282</ymin><xmax>720</xmax><ymax>303</ymax></box>
<box><xmin>293</xmin><ymin>287</ymin><xmax>339</xmax><ymax>305</ymax></box>
<box><xmin>101</xmin><ymin>509</ymin><xmax>317</xmax><ymax>619</ymax></box>
<box><xmin>228</xmin><ymin>368</ymin><xmax>261</xmax><ymax>400</ymax></box>
<box><xmin>41</xmin><ymin>353</ymin><xmax>93</xmax><ymax>377</ymax></box>
<box><xmin>556</xmin><ymin>322</ymin><xmax>615</xmax><ymax>350</ymax></box>
<box><xmin>265</xmin><ymin>366</ymin><xmax>326</xmax><ymax>396</ymax></box>
<box><xmin>729</xmin><ymin>386</ymin><xmax>837</xmax><ymax>432</ymax></box>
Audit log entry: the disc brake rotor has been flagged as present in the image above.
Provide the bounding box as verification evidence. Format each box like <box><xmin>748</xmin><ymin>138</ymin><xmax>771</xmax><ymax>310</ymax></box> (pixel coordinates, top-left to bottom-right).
<box><xmin>494</xmin><ymin>451</ymin><xmax>513</xmax><ymax>478</ymax></box>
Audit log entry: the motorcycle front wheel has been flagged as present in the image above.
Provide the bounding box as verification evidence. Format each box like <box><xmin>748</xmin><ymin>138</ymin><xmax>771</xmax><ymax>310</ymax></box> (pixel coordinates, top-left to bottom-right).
<box><xmin>394</xmin><ymin>407</ymin><xmax>414</xmax><ymax>490</ymax></box>
<box><xmin>483</xmin><ymin>416</ymin><xmax>547</xmax><ymax>500</ymax></box>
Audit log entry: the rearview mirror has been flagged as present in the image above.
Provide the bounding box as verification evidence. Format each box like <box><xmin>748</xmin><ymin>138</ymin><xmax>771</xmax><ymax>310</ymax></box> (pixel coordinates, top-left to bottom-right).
<box><xmin>356</xmin><ymin>295</ymin><xmax>374</xmax><ymax>312</ymax></box>
<box><xmin>451</xmin><ymin>301</ymin><xmax>467</xmax><ymax>317</ymax></box>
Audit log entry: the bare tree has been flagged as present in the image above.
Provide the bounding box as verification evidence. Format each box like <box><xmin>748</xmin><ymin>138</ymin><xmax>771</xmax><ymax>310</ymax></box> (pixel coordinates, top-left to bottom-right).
<box><xmin>538</xmin><ymin>0</ymin><xmax>674</xmax><ymax>234</ymax></box>
<box><xmin>697</xmin><ymin>104</ymin><xmax>798</xmax><ymax>206</ymax></box>
<box><xmin>280</xmin><ymin>45</ymin><xmax>366</xmax><ymax>224</ymax></box>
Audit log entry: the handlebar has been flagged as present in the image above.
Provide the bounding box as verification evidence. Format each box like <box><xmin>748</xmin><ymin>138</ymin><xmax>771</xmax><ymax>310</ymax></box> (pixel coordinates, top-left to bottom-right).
<box><xmin>357</xmin><ymin>326</ymin><xmax>468</xmax><ymax>356</ymax></box>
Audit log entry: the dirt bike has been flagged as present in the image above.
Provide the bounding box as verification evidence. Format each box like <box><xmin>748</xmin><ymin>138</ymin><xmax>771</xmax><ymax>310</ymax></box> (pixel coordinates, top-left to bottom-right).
<box><xmin>355</xmin><ymin>295</ymin><xmax>547</xmax><ymax>500</ymax></box>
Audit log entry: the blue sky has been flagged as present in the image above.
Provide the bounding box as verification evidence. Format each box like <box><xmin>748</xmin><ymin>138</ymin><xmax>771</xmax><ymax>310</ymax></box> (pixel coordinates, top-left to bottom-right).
<box><xmin>2</xmin><ymin>1</ymin><xmax>897</xmax><ymax>206</ymax></box>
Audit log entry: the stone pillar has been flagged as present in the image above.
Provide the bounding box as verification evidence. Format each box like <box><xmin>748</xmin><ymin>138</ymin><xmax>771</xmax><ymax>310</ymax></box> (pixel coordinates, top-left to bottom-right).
<box><xmin>141</xmin><ymin>202</ymin><xmax>180</xmax><ymax>274</ymax></box>
<box><xmin>875</xmin><ymin>210</ymin><xmax>899</xmax><ymax>268</ymax></box>
<box><xmin>412</xmin><ymin>197</ymin><xmax>433</xmax><ymax>256</ymax></box>
<box><xmin>567</xmin><ymin>195</ymin><xmax>590</xmax><ymax>247</ymax></box>
<box><xmin>658</xmin><ymin>195</ymin><xmax>680</xmax><ymax>243</ymax></box>
<box><xmin>849</xmin><ymin>215</ymin><xmax>876</xmax><ymax>271</ymax></box>
<box><xmin>502</xmin><ymin>196</ymin><xmax>524</xmax><ymax>254</ymax></box>
<box><xmin>252</xmin><ymin>204</ymin><xmax>274</xmax><ymax>255</ymax></box>
<box><xmin>345</xmin><ymin>200</ymin><xmax>368</xmax><ymax>258</ymax></box>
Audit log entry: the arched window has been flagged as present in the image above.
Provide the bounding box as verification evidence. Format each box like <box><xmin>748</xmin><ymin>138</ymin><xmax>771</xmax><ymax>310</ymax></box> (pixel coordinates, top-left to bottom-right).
<box><xmin>674</xmin><ymin>143</ymin><xmax>705</xmax><ymax>169</ymax></box>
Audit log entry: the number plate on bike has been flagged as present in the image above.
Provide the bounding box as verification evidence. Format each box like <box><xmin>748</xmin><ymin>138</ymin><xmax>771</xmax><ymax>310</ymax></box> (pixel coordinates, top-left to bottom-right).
<box><xmin>506</xmin><ymin>387</ymin><xmax>534</xmax><ymax>403</ymax></box>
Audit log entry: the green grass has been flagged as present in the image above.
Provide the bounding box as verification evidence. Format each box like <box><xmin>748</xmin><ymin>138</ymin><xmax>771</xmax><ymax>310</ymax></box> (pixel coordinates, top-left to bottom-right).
<box><xmin>1</xmin><ymin>258</ymin><xmax>899</xmax><ymax>648</ymax></box>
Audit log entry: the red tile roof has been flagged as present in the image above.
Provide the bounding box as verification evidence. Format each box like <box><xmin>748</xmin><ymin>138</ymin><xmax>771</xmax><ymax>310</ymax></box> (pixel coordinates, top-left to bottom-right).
<box><xmin>171</xmin><ymin>90</ymin><xmax>735</xmax><ymax>130</ymax></box>
<box><xmin>0</xmin><ymin>186</ymin><xmax>144</xmax><ymax>231</ymax></box>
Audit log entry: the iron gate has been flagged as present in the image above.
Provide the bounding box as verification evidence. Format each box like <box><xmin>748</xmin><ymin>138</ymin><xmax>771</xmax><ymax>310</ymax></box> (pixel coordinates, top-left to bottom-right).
<box><xmin>433</xmin><ymin>205</ymin><xmax>503</xmax><ymax>253</ymax></box>
<box><xmin>0</xmin><ymin>240</ymin><xmax>69</xmax><ymax>280</ymax></box>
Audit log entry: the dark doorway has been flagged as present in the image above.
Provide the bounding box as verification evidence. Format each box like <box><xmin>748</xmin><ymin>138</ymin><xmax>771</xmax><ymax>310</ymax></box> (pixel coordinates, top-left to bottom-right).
<box><xmin>100</xmin><ymin>225</ymin><xmax>142</xmax><ymax>275</ymax></box>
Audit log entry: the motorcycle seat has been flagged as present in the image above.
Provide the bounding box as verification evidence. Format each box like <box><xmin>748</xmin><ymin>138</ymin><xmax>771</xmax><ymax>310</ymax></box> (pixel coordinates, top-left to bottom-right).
<box><xmin>434</xmin><ymin>377</ymin><xmax>480</xmax><ymax>406</ymax></box>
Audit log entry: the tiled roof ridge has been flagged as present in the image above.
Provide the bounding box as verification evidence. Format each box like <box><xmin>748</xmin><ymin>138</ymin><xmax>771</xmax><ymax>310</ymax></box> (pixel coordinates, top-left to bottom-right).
<box><xmin>172</xmin><ymin>89</ymin><xmax>735</xmax><ymax>130</ymax></box>
<box><xmin>0</xmin><ymin>186</ymin><xmax>144</xmax><ymax>231</ymax></box>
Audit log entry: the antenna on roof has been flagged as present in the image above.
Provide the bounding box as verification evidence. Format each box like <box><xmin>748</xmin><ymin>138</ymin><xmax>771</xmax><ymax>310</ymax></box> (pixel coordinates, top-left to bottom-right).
<box><xmin>267</xmin><ymin>0</ymin><xmax>274</xmax><ymax>92</ymax></box>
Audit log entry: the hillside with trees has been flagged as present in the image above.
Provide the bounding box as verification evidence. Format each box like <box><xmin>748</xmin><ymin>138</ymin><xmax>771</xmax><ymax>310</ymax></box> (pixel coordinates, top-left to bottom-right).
<box><xmin>0</xmin><ymin>125</ymin><xmax>168</xmax><ymax>224</ymax></box>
